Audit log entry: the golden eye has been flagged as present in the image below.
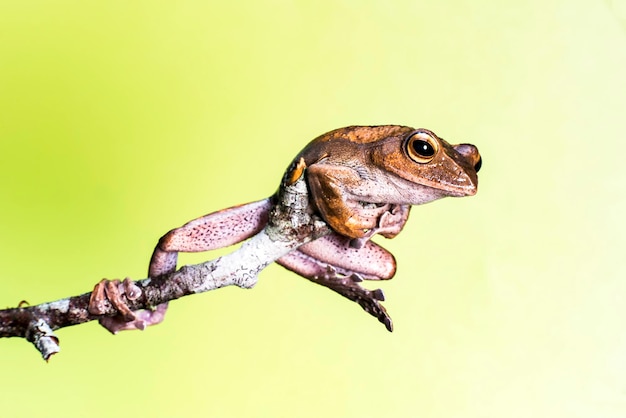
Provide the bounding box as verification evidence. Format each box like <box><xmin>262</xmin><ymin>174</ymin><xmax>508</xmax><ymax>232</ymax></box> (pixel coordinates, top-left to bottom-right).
<box><xmin>405</xmin><ymin>130</ymin><xmax>438</xmax><ymax>163</ymax></box>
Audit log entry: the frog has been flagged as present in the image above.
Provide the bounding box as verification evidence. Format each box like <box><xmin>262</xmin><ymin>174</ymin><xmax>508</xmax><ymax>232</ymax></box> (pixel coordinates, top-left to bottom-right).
<box><xmin>89</xmin><ymin>125</ymin><xmax>481</xmax><ymax>333</ymax></box>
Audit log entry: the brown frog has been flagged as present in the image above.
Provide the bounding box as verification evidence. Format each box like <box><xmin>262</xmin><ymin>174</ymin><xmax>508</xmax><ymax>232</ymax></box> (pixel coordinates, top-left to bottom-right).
<box><xmin>89</xmin><ymin>125</ymin><xmax>481</xmax><ymax>332</ymax></box>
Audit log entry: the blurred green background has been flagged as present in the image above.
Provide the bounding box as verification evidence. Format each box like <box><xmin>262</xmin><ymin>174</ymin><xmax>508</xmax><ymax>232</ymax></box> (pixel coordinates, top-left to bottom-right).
<box><xmin>1</xmin><ymin>1</ymin><xmax>626</xmax><ymax>417</ymax></box>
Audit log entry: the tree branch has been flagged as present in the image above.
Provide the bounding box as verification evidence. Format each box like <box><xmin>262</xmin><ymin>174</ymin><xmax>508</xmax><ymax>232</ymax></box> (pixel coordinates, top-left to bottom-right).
<box><xmin>0</xmin><ymin>165</ymin><xmax>331</xmax><ymax>361</ymax></box>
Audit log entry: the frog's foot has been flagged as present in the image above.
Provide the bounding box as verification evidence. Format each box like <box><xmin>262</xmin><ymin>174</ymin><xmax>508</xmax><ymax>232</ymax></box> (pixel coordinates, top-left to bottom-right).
<box><xmin>277</xmin><ymin>250</ymin><xmax>395</xmax><ymax>331</ymax></box>
<box><xmin>315</xmin><ymin>266</ymin><xmax>393</xmax><ymax>332</ymax></box>
<box><xmin>277</xmin><ymin>234</ymin><xmax>396</xmax><ymax>331</ymax></box>
<box><xmin>89</xmin><ymin>278</ymin><xmax>167</xmax><ymax>334</ymax></box>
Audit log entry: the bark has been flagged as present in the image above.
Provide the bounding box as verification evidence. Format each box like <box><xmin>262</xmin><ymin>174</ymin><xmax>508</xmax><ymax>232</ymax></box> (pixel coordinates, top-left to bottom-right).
<box><xmin>0</xmin><ymin>168</ymin><xmax>331</xmax><ymax>361</ymax></box>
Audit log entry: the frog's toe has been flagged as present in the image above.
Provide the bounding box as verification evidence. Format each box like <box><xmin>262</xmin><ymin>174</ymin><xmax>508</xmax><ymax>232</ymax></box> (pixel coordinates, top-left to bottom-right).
<box><xmin>89</xmin><ymin>278</ymin><xmax>137</xmax><ymax>319</ymax></box>
<box><xmin>382</xmin><ymin>313</ymin><xmax>393</xmax><ymax>332</ymax></box>
<box><xmin>98</xmin><ymin>315</ymin><xmax>146</xmax><ymax>334</ymax></box>
<box><xmin>350</xmin><ymin>273</ymin><xmax>364</xmax><ymax>283</ymax></box>
<box><xmin>88</xmin><ymin>278</ymin><xmax>167</xmax><ymax>334</ymax></box>
<box><xmin>354</xmin><ymin>289</ymin><xmax>393</xmax><ymax>332</ymax></box>
<box><xmin>97</xmin><ymin>303</ymin><xmax>168</xmax><ymax>334</ymax></box>
<box><xmin>372</xmin><ymin>288</ymin><xmax>385</xmax><ymax>301</ymax></box>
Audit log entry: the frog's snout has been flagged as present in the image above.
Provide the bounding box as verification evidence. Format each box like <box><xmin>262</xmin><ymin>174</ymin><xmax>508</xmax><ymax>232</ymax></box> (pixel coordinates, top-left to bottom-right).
<box><xmin>454</xmin><ymin>143</ymin><xmax>482</xmax><ymax>173</ymax></box>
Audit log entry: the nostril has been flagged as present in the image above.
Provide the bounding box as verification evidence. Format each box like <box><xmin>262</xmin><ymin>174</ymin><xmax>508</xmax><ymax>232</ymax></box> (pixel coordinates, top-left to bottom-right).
<box><xmin>454</xmin><ymin>144</ymin><xmax>481</xmax><ymax>173</ymax></box>
<box><xmin>474</xmin><ymin>156</ymin><xmax>482</xmax><ymax>173</ymax></box>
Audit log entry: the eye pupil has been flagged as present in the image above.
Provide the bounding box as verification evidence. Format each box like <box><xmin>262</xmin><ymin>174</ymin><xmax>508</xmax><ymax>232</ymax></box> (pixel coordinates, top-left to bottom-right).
<box><xmin>412</xmin><ymin>139</ymin><xmax>435</xmax><ymax>157</ymax></box>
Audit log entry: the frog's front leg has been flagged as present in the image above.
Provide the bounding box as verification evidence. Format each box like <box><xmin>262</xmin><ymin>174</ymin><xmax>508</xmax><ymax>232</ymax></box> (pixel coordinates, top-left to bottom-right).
<box><xmin>277</xmin><ymin>233</ymin><xmax>397</xmax><ymax>331</ymax></box>
<box><xmin>348</xmin><ymin>204</ymin><xmax>411</xmax><ymax>249</ymax></box>
<box><xmin>306</xmin><ymin>164</ymin><xmax>411</xmax><ymax>244</ymax></box>
<box><xmin>89</xmin><ymin>198</ymin><xmax>273</xmax><ymax>333</ymax></box>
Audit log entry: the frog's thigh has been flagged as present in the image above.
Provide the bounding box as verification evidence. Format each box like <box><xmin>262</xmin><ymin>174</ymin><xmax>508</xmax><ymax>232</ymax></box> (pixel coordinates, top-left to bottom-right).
<box><xmin>149</xmin><ymin>198</ymin><xmax>272</xmax><ymax>277</ymax></box>
<box><xmin>277</xmin><ymin>234</ymin><xmax>396</xmax><ymax>280</ymax></box>
<box><xmin>302</xmin><ymin>234</ymin><xmax>395</xmax><ymax>279</ymax></box>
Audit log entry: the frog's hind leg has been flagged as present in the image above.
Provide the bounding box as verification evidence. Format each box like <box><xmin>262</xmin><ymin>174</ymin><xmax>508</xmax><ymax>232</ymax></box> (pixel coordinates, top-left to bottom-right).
<box><xmin>148</xmin><ymin>198</ymin><xmax>273</xmax><ymax>277</ymax></box>
<box><xmin>90</xmin><ymin>198</ymin><xmax>273</xmax><ymax>334</ymax></box>
<box><xmin>276</xmin><ymin>233</ymin><xmax>396</xmax><ymax>331</ymax></box>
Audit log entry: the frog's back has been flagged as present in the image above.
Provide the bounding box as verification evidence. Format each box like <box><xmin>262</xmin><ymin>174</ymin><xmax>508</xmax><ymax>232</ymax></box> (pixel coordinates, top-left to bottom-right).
<box><xmin>312</xmin><ymin>125</ymin><xmax>412</xmax><ymax>144</ymax></box>
<box><xmin>297</xmin><ymin>125</ymin><xmax>413</xmax><ymax>165</ymax></box>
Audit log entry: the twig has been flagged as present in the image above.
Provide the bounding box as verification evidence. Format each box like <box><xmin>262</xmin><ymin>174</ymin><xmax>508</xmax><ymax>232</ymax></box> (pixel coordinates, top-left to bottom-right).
<box><xmin>0</xmin><ymin>167</ymin><xmax>331</xmax><ymax>361</ymax></box>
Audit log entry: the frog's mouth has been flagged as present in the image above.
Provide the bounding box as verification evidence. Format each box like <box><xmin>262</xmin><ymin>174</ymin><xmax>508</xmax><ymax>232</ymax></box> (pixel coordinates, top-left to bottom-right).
<box><xmin>445</xmin><ymin>144</ymin><xmax>481</xmax><ymax>195</ymax></box>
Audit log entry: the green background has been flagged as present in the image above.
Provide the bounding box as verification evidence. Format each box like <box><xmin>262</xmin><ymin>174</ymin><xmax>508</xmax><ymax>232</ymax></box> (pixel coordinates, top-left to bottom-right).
<box><xmin>2</xmin><ymin>1</ymin><xmax>626</xmax><ymax>417</ymax></box>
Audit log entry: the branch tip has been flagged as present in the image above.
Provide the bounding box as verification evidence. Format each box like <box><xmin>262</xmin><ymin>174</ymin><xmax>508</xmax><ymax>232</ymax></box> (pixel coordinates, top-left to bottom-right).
<box><xmin>26</xmin><ymin>319</ymin><xmax>60</xmax><ymax>361</ymax></box>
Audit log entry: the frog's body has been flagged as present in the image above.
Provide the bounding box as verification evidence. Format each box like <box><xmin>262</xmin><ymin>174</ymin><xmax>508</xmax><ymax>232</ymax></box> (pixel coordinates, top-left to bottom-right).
<box><xmin>296</xmin><ymin>125</ymin><xmax>479</xmax><ymax>239</ymax></box>
<box><xmin>89</xmin><ymin>125</ymin><xmax>481</xmax><ymax>332</ymax></box>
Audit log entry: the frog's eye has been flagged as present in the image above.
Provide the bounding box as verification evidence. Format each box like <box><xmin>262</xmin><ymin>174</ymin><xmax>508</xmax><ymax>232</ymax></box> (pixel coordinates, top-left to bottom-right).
<box><xmin>405</xmin><ymin>130</ymin><xmax>438</xmax><ymax>163</ymax></box>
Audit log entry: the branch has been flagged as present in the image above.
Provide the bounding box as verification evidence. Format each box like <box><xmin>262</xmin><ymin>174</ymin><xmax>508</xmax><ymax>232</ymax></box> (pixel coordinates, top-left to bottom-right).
<box><xmin>0</xmin><ymin>165</ymin><xmax>331</xmax><ymax>361</ymax></box>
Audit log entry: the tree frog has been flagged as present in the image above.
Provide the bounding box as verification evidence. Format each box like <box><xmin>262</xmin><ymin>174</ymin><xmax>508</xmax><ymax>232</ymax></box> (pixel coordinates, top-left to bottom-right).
<box><xmin>89</xmin><ymin>125</ymin><xmax>481</xmax><ymax>332</ymax></box>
